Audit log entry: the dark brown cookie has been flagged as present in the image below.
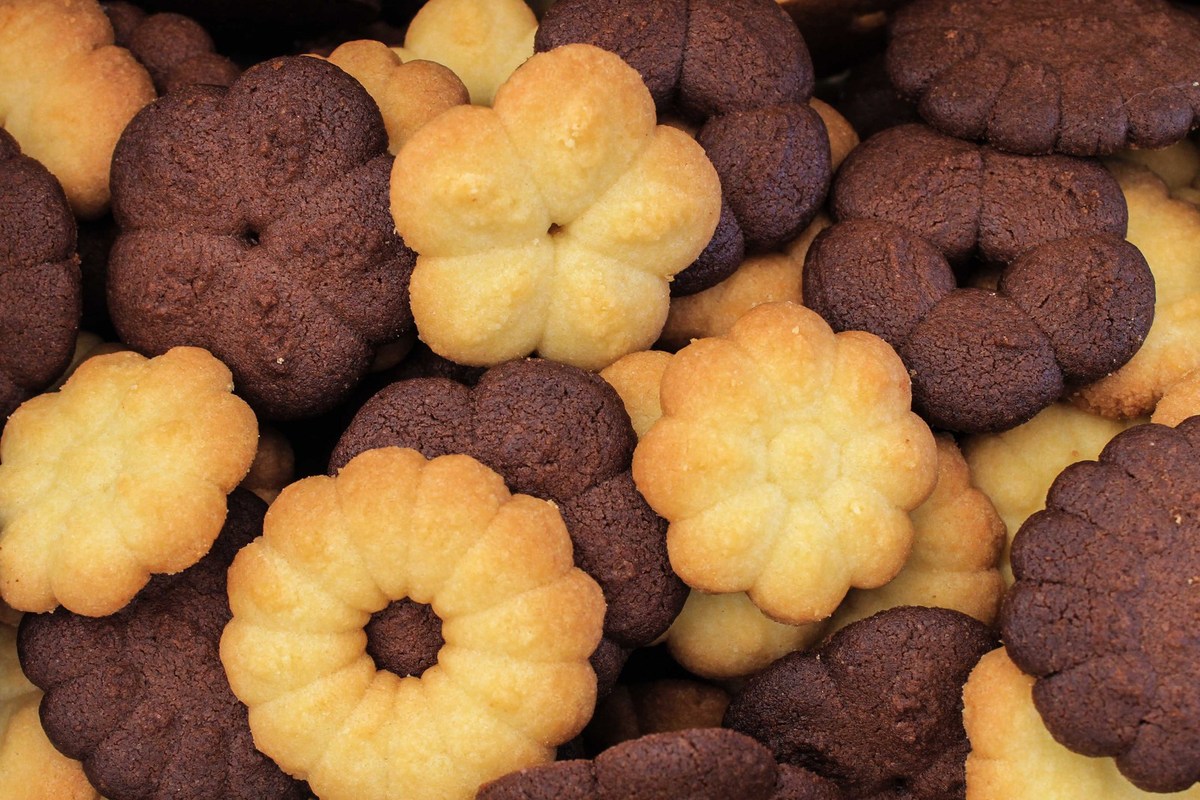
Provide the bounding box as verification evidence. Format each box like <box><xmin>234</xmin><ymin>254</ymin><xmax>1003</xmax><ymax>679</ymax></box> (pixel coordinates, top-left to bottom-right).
<box><xmin>535</xmin><ymin>0</ymin><xmax>828</xmax><ymax>287</ymax></box>
<box><xmin>16</xmin><ymin>490</ymin><xmax>308</xmax><ymax>800</ymax></box>
<box><xmin>478</xmin><ymin>729</ymin><xmax>838</xmax><ymax>800</ymax></box>
<box><xmin>108</xmin><ymin>56</ymin><xmax>415</xmax><ymax>419</ymax></box>
<box><xmin>834</xmin><ymin>54</ymin><xmax>921</xmax><ymax>141</ymax></box>
<box><xmin>1002</xmin><ymin>417</ymin><xmax>1200</xmax><ymax>793</ymax></box>
<box><xmin>103</xmin><ymin>2</ymin><xmax>240</xmax><ymax>93</ymax></box>
<box><xmin>725</xmin><ymin>606</ymin><xmax>996</xmax><ymax>800</ymax></box>
<box><xmin>330</xmin><ymin>359</ymin><xmax>688</xmax><ymax>655</ymax></box>
<box><xmin>887</xmin><ymin>0</ymin><xmax>1200</xmax><ymax>156</ymax></box>
<box><xmin>671</xmin><ymin>200</ymin><xmax>744</xmax><ymax>297</ymax></box>
<box><xmin>0</xmin><ymin>129</ymin><xmax>81</xmax><ymax>427</ymax></box>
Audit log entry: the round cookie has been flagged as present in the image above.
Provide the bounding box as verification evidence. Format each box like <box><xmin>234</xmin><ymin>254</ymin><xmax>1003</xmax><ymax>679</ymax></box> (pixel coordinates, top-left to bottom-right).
<box><xmin>887</xmin><ymin>0</ymin><xmax>1200</xmax><ymax>157</ymax></box>
<box><xmin>330</xmin><ymin>359</ymin><xmax>688</xmax><ymax>655</ymax></box>
<box><xmin>0</xmin><ymin>129</ymin><xmax>81</xmax><ymax>429</ymax></box>
<box><xmin>108</xmin><ymin>55</ymin><xmax>416</xmax><ymax>419</ymax></box>
<box><xmin>102</xmin><ymin>2</ymin><xmax>239</xmax><ymax>94</ymax></box>
<box><xmin>1001</xmin><ymin>417</ymin><xmax>1200</xmax><ymax>793</ymax></box>
<box><xmin>725</xmin><ymin>606</ymin><xmax>996</xmax><ymax>799</ymax></box>
<box><xmin>17</xmin><ymin>490</ymin><xmax>307</xmax><ymax>800</ymax></box>
<box><xmin>478</xmin><ymin>728</ymin><xmax>843</xmax><ymax>800</ymax></box>
<box><xmin>804</xmin><ymin>124</ymin><xmax>1154</xmax><ymax>433</ymax></box>
<box><xmin>220</xmin><ymin>447</ymin><xmax>606</xmax><ymax>800</ymax></box>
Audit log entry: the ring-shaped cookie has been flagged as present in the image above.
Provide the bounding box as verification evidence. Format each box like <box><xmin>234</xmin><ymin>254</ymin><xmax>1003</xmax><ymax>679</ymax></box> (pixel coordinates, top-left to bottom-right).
<box><xmin>220</xmin><ymin>447</ymin><xmax>606</xmax><ymax>800</ymax></box>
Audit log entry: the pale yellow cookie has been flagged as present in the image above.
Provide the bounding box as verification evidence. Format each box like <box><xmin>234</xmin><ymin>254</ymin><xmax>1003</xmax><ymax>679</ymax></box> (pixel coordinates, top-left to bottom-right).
<box><xmin>393</xmin><ymin>44</ymin><xmax>721</xmax><ymax>371</ymax></box>
<box><xmin>0</xmin><ymin>0</ymin><xmax>154</xmax><ymax>218</ymax></box>
<box><xmin>1151</xmin><ymin>368</ymin><xmax>1200</xmax><ymax>427</ymax></box>
<box><xmin>632</xmin><ymin>301</ymin><xmax>938</xmax><ymax>624</ymax></box>
<box><xmin>828</xmin><ymin>434</ymin><xmax>1005</xmax><ymax>631</ymax></box>
<box><xmin>660</xmin><ymin>215</ymin><xmax>829</xmax><ymax>351</ymax></box>
<box><xmin>962</xmin><ymin>402</ymin><xmax>1141</xmax><ymax>583</ymax></box>
<box><xmin>1073</xmin><ymin>163</ymin><xmax>1200</xmax><ymax>418</ymax></box>
<box><xmin>323</xmin><ymin>40</ymin><xmax>468</xmax><ymax>154</ymax></box>
<box><xmin>239</xmin><ymin>426</ymin><xmax>294</xmax><ymax>504</ymax></box>
<box><xmin>396</xmin><ymin>0</ymin><xmax>536</xmax><ymax>106</ymax></box>
<box><xmin>599</xmin><ymin>350</ymin><xmax>672</xmax><ymax>440</ymax></box>
<box><xmin>0</xmin><ymin>624</ymin><xmax>98</xmax><ymax>800</ymax></box>
<box><xmin>964</xmin><ymin>648</ymin><xmax>1200</xmax><ymax>800</ymax></box>
<box><xmin>0</xmin><ymin>346</ymin><xmax>258</xmax><ymax>615</ymax></box>
<box><xmin>585</xmin><ymin>678</ymin><xmax>730</xmax><ymax>753</ymax></box>
<box><xmin>809</xmin><ymin>98</ymin><xmax>858</xmax><ymax>171</ymax></box>
<box><xmin>220</xmin><ymin>447</ymin><xmax>605</xmax><ymax>800</ymax></box>
<box><xmin>1108</xmin><ymin>140</ymin><xmax>1200</xmax><ymax>201</ymax></box>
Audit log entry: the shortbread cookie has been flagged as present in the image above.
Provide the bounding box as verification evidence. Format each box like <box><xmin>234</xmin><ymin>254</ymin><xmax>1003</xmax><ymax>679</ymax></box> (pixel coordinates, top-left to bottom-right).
<box><xmin>220</xmin><ymin>448</ymin><xmax>606</xmax><ymax>800</ymax></box>
<box><xmin>0</xmin><ymin>346</ymin><xmax>257</xmax><ymax>615</ymax></box>
<box><xmin>1002</xmin><ymin>418</ymin><xmax>1200</xmax><ymax>793</ymax></box>
<box><xmin>0</xmin><ymin>0</ymin><xmax>154</xmax><ymax>217</ymax></box>
<box><xmin>632</xmin><ymin>301</ymin><xmax>938</xmax><ymax>624</ymax></box>
<box><xmin>391</xmin><ymin>44</ymin><xmax>721</xmax><ymax>370</ymax></box>
<box><xmin>19</xmin><ymin>490</ymin><xmax>306</xmax><ymax>800</ymax></box>
<box><xmin>1153</xmin><ymin>369</ymin><xmax>1200</xmax><ymax>426</ymax></box>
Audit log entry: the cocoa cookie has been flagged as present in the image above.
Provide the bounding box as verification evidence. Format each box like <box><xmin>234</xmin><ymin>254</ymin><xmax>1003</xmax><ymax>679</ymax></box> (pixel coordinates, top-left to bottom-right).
<box><xmin>1001</xmin><ymin>417</ymin><xmax>1200</xmax><ymax>794</ymax></box>
<box><xmin>887</xmin><ymin>0</ymin><xmax>1200</xmax><ymax>156</ymax></box>
<box><xmin>536</xmin><ymin>0</ymin><xmax>831</xmax><ymax>286</ymax></box>
<box><xmin>725</xmin><ymin>606</ymin><xmax>996</xmax><ymax>800</ymax></box>
<box><xmin>0</xmin><ymin>129</ymin><xmax>81</xmax><ymax>427</ymax></box>
<box><xmin>103</xmin><ymin>2</ymin><xmax>239</xmax><ymax>93</ymax></box>
<box><xmin>478</xmin><ymin>729</ymin><xmax>844</xmax><ymax>800</ymax></box>
<box><xmin>108</xmin><ymin>55</ymin><xmax>415</xmax><ymax>419</ymax></box>
<box><xmin>330</xmin><ymin>359</ymin><xmax>688</xmax><ymax>657</ymax></box>
<box><xmin>16</xmin><ymin>490</ymin><xmax>307</xmax><ymax>800</ymax></box>
<box><xmin>804</xmin><ymin>124</ymin><xmax>1155</xmax><ymax>433</ymax></box>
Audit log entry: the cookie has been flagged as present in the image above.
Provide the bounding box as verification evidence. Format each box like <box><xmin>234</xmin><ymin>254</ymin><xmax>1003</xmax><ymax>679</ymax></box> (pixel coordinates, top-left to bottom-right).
<box><xmin>0</xmin><ymin>0</ymin><xmax>155</xmax><ymax>218</ymax></box>
<box><xmin>1001</xmin><ymin>417</ymin><xmax>1200</xmax><ymax>793</ymax></box>
<box><xmin>632</xmin><ymin>301</ymin><xmax>938</xmax><ymax>624</ymax></box>
<box><xmin>887</xmin><ymin>0</ymin><xmax>1200</xmax><ymax>156</ymax></box>
<box><xmin>391</xmin><ymin>43</ymin><xmax>721</xmax><ymax>370</ymax></box>
<box><xmin>220</xmin><ymin>447</ymin><xmax>606</xmax><ymax>800</ymax></box>
<box><xmin>18</xmin><ymin>490</ymin><xmax>306</xmax><ymax>800</ymax></box>
<box><xmin>725</xmin><ymin>606</ymin><xmax>996</xmax><ymax>799</ymax></box>
<box><xmin>108</xmin><ymin>55</ymin><xmax>415</xmax><ymax>419</ymax></box>
<box><xmin>584</xmin><ymin>678</ymin><xmax>730</xmax><ymax>754</ymax></box>
<box><xmin>0</xmin><ymin>129</ymin><xmax>81</xmax><ymax>429</ymax></box>
<box><xmin>0</xmin><ymin>346</ymin><xmax>258</xmax><ymax>615</ymax></box>
<box><xmin>102</xmin><ymin>2</ymin><xmax>239</xmax><ymax>93</ymax></box>
<box><xmin>1153</xmin><ymin>369</ymin><xmax>1200</xmax><ymax>427</ymax></box>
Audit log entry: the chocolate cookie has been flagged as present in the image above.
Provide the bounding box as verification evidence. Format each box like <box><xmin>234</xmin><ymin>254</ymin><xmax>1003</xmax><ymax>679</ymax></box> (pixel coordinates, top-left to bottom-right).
<box><xmin>1001</xmin><ymin>417</ymin><xmax>1200</xmax><ymax>793</ymax></box>
<box><xmin>0</xmin><ymin>129</ymin><xmax>81</xmax><ymax>427</ymax></box>
<box><xmin>330</xmin><ymin>359</ymin><xmax>688</xmax><ymax>663</ymax></box>
<box><xmin>536</xmin><ymin>0</ymin><xmax>831</xmax><ymax>286</ymax></box>
<box><xmin>803</xmin><ymin>124</ymin><xmax>1154</xmax><ymax>433</ymax></box>
<box><xmin>887</xmin><ymin>0</ymin><xmax>1200</xmax><ymax>156</ymax></box>
<box><xmin>107</xmin><ymin>55</ymin><xmax>415</xmax><ymax>419</ymax></box>
<box><xmin>103</xmin><ymin>2</ymin><xmax>240</xmax><ymax>94</ymax></box>
<box><xmin>725</xmin><ymin>606</ymin><xmax>996</xmax><ymax>800</ymax></box>
<box><xmin>777</xmin><ymin>0</ymin><xmax>908</xmax><ymax>77</ymax></box>
<box><xmin>478</xmin><ymin>728</ymin><xmax>844</xmax><ymax>800</ymax></box>
<box><xmin>17</xmin><ymin>490</ymin><xmax>307</xmax><ymax>800</ymax></box>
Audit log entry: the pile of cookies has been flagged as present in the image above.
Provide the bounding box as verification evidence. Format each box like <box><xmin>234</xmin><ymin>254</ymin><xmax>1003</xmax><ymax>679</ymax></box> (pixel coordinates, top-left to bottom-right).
<box><xmin>2</xmin><ymin>0</ymin><xmax>1199</xmax><ymax>798</ymax></box>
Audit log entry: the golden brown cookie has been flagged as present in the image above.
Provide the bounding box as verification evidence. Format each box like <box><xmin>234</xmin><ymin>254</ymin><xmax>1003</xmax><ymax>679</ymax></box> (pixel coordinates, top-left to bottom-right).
<box><xmin>221</xmin><ymin>447</ymin><xmax>606</xmax><ymax>800</ymax></box>
<box><xmin>0</xmin><ymin>346</ymin><xmax>258</xmax><ymax>615</ymax></box>
<box><xmin>1153</xmin><ymin>369</ymin><xmax>1200</xmax><ymax>427</ymax></box>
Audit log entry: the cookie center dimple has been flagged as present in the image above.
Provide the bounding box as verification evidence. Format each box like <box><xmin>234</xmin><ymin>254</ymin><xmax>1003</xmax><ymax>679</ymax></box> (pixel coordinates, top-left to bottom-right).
<box><xmin>365</xmin><ymin>599</ymin><xmax>444</xmax><ymax>678</ymax></box>
<box><xmin>241</xmin><ymin>225</ymin><xmax>261</xmax><ymax>247</ymax></box>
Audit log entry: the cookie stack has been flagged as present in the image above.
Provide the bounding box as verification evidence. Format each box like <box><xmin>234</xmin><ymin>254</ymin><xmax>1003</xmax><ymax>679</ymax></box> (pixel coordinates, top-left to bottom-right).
<box><xmin>1</xmin><ymin>0</ymin><xmax>1199</xmax><ymax>798</ymax></box>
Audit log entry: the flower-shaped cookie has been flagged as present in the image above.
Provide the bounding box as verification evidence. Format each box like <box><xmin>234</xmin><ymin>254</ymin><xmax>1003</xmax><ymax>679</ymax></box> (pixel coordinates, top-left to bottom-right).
<box><xmin>0</xmin><ymin>0</ymin><xmax>154</xmax><ymax>218</ymax></box>
<box><xmin>108</xmin><ymin>55</ymin><xmax>416</xmax><ymax>419</ymax></box>
<box><xmin>330</xmin><ymin>359</ymin><xmax>687</xmax><ymax>652</ymax></box>
<box><xmin>1001</xmin><ymin>417</ymin><xmax>1200</xmax><ymax>793</ymax></box>
<box><xmin>18</xmin><ymin>490</ymin><xmax>306</xmax><ymax>800</ymax></box>
<box><xmin>391</xmin><ymin>43</ymin><xmax>721</xmax><ymax>371</ymax></box>
<box><xmin>964</xmin><ymin>648</ymin><xmax>1200</xmax><ymax>800</ymax></box>
<box><xmin>478</xmin><ymin>728</ymin><xmax>843</xmax><ymax>800</ymax></box>
<box><xmin>102</xmin><ymin>2</ymin><xmax>240</xmax><ymax>94</ymax></box>
<box><xmin>1074</xmin><ymin>163</ymin><xmax>1200</xmax><ymax>419</ymax></box>
<box><xmin>0</xmin><ymin>129</ymin><xmax>81</xmax><ymax>429</ymax></box>
<box><xmin>725</xmin><ymin>606</ymin><xmax>996</xmax><ymax>800</ymax></box>
<box><xmin>0</xmin><ymin>346</ymin><xmax>257</xmax><ymax>615</ymax></box>
<box><xmin>888</xmin><ymin>0</ymin><xmax>1200</xmax><ymax>156</ymax></box>
<box><xmin>220</xmin><ymin>448</ymin><xmax>606</xmax><ymax>800</ymax></box>
<box><xmin>632</xmin><ymin>301</ymin><xmax>938</xmax><ymax>624</ymax></box>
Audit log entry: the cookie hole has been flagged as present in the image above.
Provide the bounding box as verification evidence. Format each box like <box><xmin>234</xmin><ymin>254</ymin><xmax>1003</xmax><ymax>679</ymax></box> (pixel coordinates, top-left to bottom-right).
<box><xmin>241</xmin><ymin>226</ymin><xmax>261</xmax><ymax>247</ymax></box>
<box><xmin>548</xmin><ymin>223</ymin><xmax>563</xmax><ymax>236</ymax></box>
<box><xmin>365</xmin><ymin>598</ymin><xmax>444</xmax><ymax>678</ymax></box>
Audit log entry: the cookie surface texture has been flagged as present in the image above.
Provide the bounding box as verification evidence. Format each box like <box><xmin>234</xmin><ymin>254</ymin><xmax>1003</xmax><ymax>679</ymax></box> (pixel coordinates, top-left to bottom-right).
<box><xmin>0</xmin><ymin>346</ymin><xmax>257</xmax><ymax>615</ymax></box>
<box><xmin>220</xmin><ymin>447</ymin><xmax>606</xmax><ymax>800</ymax></box>
<box><xmin>632</xmin><ymin>301</ymin><xmax>938</xmax><ymax>624</ymax></box>
<box><xmin>108</xmin><ymin>55</ymin><xmax>415</xmax><ymax>419</ymax></box>
<box><xmin>1001</xmin><ymin>417</ymin><xmax>1200</xmax><ymax>793</ymax></box>
<box><xmin>887</xmin><ymin>0</ymin><xmax>1200</xmax><ymax>156</ymax></box>
<box><xmin>391</xmin><ymin>43</ymin><xmax>721</xmax><ymax>371</ymax></box>
<box><xmin>18</xmin><ymin>490</ymin><xmax>306</xmax><ymax>800</ymax></box>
